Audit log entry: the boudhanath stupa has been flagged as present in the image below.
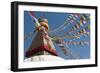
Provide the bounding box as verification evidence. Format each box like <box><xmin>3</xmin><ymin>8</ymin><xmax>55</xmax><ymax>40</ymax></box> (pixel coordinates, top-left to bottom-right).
<box><xmin>25</xmin><ymin>17</ymin><xmax>64</xmax><ymax>62</ymax></box>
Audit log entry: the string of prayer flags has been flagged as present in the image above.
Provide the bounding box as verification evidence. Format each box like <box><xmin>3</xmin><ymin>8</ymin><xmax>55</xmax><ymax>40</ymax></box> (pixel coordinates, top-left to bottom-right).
<box><xmin>70</xmin><ymin>14</ymin><xmax>77</xmax><ymax>20</ymax></box>
<box><xmin>55</xmin><ymin>39</ymin><xmax>64</xmax><ymax>44</ymax></box>
<box><xmin>65</xmin><ymin>41</ymin><xmax>89</xmax><ymax>45</ymax></box>
<box><xmin>83</xmin><ymin>14</ymin><xmax>90</xmax><ymax>21</ymax></box>
<box><xmin>64</xmin><ymin>16</ymin><xmax>72</xmax><ymax>25</ymax></box>
<box><xmin>55</xmin><ymin>39</ymin><xmax>68</xmax><ymax>55</ymax></box>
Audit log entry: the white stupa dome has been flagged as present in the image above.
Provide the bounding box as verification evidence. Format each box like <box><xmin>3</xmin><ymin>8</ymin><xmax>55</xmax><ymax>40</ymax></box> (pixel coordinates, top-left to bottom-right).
<box><xmin>25</xmin><ymin>55</ymin><xmax>65</xmax><ymax>62</ymax></box>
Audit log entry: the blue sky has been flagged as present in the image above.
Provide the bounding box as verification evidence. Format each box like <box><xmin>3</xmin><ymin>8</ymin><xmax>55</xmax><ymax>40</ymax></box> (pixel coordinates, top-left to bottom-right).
<box><xmin>24</xmin><ymin>11</ymin><xmax>90</xmax><ymax>60</ymax></box>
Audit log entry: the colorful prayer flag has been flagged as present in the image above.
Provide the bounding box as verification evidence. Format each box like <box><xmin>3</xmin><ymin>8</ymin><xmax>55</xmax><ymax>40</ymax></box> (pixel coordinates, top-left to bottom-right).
<box><xmin>75</xmin><ymin>23</ymin><xmax>80</xmax><ymax>29</ymax></box>
<box><xmin>28</xmin><ymin>11</ymin><xmax>40</xmax><ymax>27</ymax></box>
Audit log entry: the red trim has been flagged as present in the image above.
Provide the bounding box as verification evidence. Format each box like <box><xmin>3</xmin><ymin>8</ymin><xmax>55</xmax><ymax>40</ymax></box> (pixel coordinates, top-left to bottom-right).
<box><xmin>26</xmin><ymin>45</ymin><xmax>57</xmax><ymax>58</ymax></box>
